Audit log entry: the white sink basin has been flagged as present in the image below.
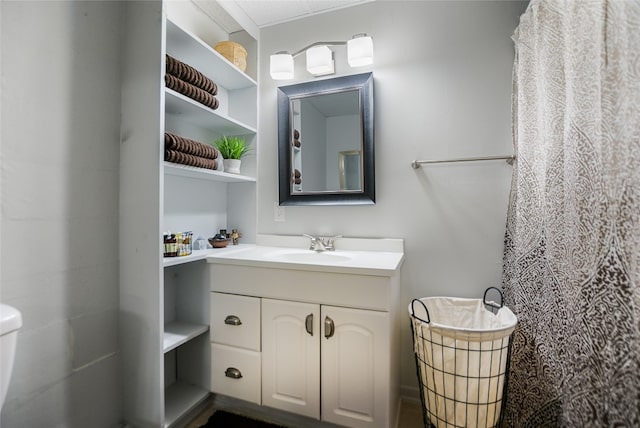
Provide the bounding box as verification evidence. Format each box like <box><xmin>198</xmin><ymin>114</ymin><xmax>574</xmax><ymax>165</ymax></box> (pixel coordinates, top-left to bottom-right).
<box><xmin>269</xmin><ymin>251</ymin><xmax>352</xmax><ymax>264</ymax></box>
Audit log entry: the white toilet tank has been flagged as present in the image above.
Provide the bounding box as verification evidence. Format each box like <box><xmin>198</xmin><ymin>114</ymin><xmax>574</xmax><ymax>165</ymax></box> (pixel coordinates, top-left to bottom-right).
<box><xmin>0</xmin><ymin>303</ymin><xmax>22</xmax><ymax>408</ymax></box>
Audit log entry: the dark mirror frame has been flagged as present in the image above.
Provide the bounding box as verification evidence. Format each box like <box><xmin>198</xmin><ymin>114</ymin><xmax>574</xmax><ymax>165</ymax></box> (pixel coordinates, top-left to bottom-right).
<box><xmin>277</xmin><ymin>72</ymin><xmax>375</xmax><ymax>206</ymax></box>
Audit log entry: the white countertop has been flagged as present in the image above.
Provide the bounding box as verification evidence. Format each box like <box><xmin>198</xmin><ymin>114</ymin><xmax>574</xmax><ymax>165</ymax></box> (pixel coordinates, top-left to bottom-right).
<box><xmin>206</xmin><ymin>236</ymin><xmax>404</xmax><ymax>276</ymax></box>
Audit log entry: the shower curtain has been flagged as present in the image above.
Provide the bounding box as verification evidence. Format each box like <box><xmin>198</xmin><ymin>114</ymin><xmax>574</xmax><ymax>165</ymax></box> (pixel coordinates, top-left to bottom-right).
<box><xmin>503</xmin><ymin>0</ymin><xmax>640</xmax><ymax>426</ymax></box>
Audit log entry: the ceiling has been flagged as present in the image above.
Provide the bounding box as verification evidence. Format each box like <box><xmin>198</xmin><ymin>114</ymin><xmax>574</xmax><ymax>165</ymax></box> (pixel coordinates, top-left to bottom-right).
<box><xmin>222</xmin><ymin>0</ymin><xmax>373</xmax><ymax>28</ymax></box>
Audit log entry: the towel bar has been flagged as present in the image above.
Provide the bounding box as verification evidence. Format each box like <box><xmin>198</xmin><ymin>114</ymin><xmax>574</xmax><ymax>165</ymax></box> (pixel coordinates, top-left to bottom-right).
<box><xmin>411</xmin><ymin>155</ymin><xmax>515</xmax><ymax>168</ymax></box>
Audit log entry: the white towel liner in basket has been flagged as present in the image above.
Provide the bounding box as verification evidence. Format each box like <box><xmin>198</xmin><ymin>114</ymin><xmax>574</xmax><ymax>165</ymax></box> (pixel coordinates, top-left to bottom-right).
<box><xmin>409</xmin><ymin>289</ymin><xmax>517</xmax><ymax>428</ymax></box>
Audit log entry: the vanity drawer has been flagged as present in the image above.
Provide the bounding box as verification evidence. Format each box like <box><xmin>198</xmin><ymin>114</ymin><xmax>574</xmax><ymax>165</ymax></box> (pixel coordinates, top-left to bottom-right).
<box><xmin>211</xmin><ymin>343</ymin><xmax>261</xmax><ymax>405</ymax></box>
<box><xmin>210</xmin><ymin>292</ymin><xmax>261</xmax><ymax>350</ymax></box>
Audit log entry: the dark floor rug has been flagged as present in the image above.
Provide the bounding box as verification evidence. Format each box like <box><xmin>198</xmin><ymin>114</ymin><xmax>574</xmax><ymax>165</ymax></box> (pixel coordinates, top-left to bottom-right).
<box><xmin>200</xmin><ymin>410</ymin><xmax>287</xmax><ymax>428</ymax></box>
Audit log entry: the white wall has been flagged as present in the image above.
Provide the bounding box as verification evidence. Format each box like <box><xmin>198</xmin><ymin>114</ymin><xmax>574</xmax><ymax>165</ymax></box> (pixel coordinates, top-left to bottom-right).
<box><xmin>0</xmin><ymin>1</ymin><xmax>122</xmax><ymax>426</ymax></box>
<box><xmin>258</xmin><ymin>1</ymin><xmax>528</xmax><ymax>396</ymax></box>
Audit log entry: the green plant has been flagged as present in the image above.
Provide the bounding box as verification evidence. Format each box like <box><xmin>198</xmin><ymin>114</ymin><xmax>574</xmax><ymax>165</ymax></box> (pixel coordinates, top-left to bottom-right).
<box><xmin>213</xmin><ymin>136</ymin><xmax>250</xmax><ymax>160</ymax></box>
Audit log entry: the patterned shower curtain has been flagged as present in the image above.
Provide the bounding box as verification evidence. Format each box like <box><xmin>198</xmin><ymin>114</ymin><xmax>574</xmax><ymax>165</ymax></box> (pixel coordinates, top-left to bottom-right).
<box><xmin>502</xmin><ymin>0</ymin><xmax>640</xmax><ymax>426</ymax></box>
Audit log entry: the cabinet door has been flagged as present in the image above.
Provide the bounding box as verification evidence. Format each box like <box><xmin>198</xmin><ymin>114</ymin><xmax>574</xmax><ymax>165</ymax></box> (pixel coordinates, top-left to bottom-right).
<box><xmin>262</xmin><ymin>299</ymin><xmax>320</xmax><ymax>419</ymax></box>
<box><xmin>321</xmin><ymin>306</ymin><xmax>389</xmax><ymax>428</ymax></box>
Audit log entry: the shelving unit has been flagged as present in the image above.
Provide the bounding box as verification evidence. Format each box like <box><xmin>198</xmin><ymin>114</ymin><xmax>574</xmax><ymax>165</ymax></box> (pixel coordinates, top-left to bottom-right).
<box><xmin>120</xmin><ymin>2</ymin><xmax>258</xmax><ymax>426</ymax></box>
<box><xmin>162</xmin><ymin>14</ymin><xmax>257</xmax><ymax>427</ymax></box>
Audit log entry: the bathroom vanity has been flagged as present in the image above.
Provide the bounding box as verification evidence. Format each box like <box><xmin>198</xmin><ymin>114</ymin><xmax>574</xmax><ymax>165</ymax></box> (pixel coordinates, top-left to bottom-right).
<box><xmin>207</xmin><ymin>235</ymin><xmax>404</xmax><ymax>428</ymax></box>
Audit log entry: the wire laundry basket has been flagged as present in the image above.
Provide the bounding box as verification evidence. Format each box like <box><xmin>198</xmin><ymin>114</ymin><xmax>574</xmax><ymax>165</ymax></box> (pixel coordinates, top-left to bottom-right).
<box><xmin>409</xmin><ymin>287</ymin><xmax>517</xmax><ymax>428</ymax></box>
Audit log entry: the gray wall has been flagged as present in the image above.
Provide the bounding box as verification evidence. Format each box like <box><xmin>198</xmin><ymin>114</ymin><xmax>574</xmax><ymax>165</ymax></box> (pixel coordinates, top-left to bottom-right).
<box><xmin>258</xmin><ymin>1</ymin><xmax>527</xmax><ymax>395</ymax></box>
<box><xmin>0</xmin><ymin>1</ymin><xmax>122</xmax><ymax>426</ymax></box>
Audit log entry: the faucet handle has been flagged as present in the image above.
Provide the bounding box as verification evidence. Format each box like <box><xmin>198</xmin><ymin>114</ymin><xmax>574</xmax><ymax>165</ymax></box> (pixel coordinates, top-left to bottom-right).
<box><xmin>323</xmin><ymin>235</ymin><xmax>342</xmax><ymax>250</ymax></box>
<box><xmin>303</xmin><ymin>234</ymin><xmax>318</xmax><ymax>250</ymax></box>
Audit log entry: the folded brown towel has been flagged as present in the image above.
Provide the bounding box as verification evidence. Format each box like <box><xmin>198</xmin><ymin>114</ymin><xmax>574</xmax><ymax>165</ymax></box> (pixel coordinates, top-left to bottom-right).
<box><xmin>165</xmin><ymin>74</ymin><xmax>219</xmax><ymax>110</ymax></box>
<box><xmin>293</xmin><ymin>129</ymin><xmax>300</xmax><ymax>139</ymax></box>
<box><xmin>294</xmin><ymin>177</ymin><xmax>302</xmax><ymax>185</ymax></box>
<box><xmin>294</xmin><ymin>169</ymin><xmax>301</xmax><ymax>178</ymax></box>
<box><xmin>166</xmin><ymin>54</ymin><xmax>218</xmax><ymax>96</ymax></box>
<box><xmin>164</xmin><ymin>132</ymin><xmax>218</xmax><ymax>160</ymax></box>
<box><xmin>165</xmin><ymin>149</ymin><xmax>218</xmax><ymax>170</ymax></box>
<box><xmin>293</xmin><ymin>140</ymin><xmax>301</xmax><ymax>148</ymax></box>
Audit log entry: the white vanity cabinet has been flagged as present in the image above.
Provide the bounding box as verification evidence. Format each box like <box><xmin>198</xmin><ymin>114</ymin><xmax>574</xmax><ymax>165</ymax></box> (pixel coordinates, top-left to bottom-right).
<box><xmin>262</xmin><ymin>300</ymin><xmax>390</xmax><ymax>427</ymax></box>
<box><xmin>119</xmin><ymin>2</ymin><xmax>257</xmax><ymax>426</ymax></box>
<box><xmin>208</xmin><ymin>243</ymin><xmax>403</xmax><ymax>428</ymax></box>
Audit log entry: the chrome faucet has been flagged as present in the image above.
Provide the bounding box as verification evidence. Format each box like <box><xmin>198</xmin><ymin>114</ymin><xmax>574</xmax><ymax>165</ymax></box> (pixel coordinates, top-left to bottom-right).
<box><xmin>303</xmin><ymin>234</ymin><xmax>342</xmax><ymax>252</ymax></box>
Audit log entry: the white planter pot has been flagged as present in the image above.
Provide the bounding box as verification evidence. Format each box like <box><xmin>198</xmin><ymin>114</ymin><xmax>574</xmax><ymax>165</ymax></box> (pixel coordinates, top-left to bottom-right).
<box><xmin>224</xmin><ymin>159</ymin><xmax>241</xmax><ymax>174</ymax></box>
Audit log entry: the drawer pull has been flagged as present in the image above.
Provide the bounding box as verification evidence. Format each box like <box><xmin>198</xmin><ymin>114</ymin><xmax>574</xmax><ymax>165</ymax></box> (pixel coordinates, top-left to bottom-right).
<box><xmin>324</xmin><ymin>316</ymin><xmax>335</xmax><ymax>339</ymax></box>
<box><xmin>305</xmin><ymin>313</ymin><xmax>314</xmax><ymax>336</ymax></box>
<box><xmin>225</xmin><ymin>367</ymin><xmax>243</xmax><ymax>379</ymax></box>
<box><xmin>224</xmin><ymin>315</ymin><xmax>242</xmax><ymax>326</ymax></box>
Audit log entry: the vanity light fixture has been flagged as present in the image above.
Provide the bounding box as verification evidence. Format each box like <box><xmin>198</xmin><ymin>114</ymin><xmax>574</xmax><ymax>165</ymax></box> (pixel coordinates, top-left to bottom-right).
<box><xmin>269</xmin><ymin>34</ymin><xmax>374</xmax><ymax>80</ymax></box>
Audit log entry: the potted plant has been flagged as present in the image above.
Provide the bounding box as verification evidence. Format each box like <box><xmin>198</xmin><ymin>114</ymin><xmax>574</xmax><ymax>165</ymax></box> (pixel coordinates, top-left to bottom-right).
<box><xmin>213</xmin><ymin>136</ymin><xmax>250</xmax><ymax>174</ymax></box>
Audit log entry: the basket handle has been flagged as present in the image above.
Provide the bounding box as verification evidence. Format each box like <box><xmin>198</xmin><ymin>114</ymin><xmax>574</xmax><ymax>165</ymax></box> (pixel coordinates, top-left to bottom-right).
<box><xmin>410</xmin><ymin>298</ymin><xmax>430</xmax><ymax>324</ymax></box>
<box><xmin>483</xmin><ymin>287</ymin><xmax>504</xmax><ymax>312</ymax></box>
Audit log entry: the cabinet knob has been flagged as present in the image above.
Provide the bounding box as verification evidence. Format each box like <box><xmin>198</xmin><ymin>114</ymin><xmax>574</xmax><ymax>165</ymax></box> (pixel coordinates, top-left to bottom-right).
<box><xmin>224</xmin><ymin>315</ymin><xmax>242</xmax><ymax>326</ymax></box>
<box><xmin>324</xmin><ymin>316</ymin><xmax>335</xmax><ymax>339</ymax></box>
<box><xmin>225</xmin><ymin>367</ymin><xmax>243</xmax><ymax>379</ymax></box>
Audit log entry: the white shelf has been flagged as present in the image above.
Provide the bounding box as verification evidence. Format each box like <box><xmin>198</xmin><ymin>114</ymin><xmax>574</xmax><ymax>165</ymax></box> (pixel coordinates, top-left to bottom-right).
<box><xmin>164</xmin><ymin>162</ymin><xmax>256</xmax><ymax>183</ymax></box>
<box><xmin>164</xmin><ymin>381</ymin><xmax>210</xmax><ymax>428</ymax></box>
<box><xmin>165</xmin><ymin>19</ymin><xmax>256</xmax><ymax>91</ymax></box>
<box><xmin>164</xmin><ymin>249</ymin><xmax>215</xmax><ymax>268</ymax></box>
<box><xmin>164</xmin><ymin>321</ymin><xmax>209</xmax><ymax>353</ymax></box>
<box><xmin>163</xmin><ymin>245</ymin><xmax>254</xmax><ymax>268</ymax></box>
<box><xmin>164</xmin><ymin>89</ymin><xmax>256</xmax><ymax>136</ymax></box>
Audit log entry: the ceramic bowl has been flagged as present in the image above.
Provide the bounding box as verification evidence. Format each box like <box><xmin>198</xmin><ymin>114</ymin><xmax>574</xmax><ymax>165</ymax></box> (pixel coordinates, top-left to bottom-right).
<box><xmin>208</xmin><ymin>237</ymin><xmax>230</xmax><ymax>248</ymax></box>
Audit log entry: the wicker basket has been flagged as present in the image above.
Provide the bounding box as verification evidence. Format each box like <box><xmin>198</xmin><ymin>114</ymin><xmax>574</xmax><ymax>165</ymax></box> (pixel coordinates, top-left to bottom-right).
<box><xmin>214</xmin><ymin>41</ymin><xmax>247</xmax><ymax>72</ymax></box>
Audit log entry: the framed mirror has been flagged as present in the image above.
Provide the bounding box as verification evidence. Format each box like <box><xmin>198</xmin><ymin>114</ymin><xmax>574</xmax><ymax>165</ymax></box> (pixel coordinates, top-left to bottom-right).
<box><xmin>277</xmin><ymin>72</ymin><xmax>374</xmax><ymax>205</ymax></box>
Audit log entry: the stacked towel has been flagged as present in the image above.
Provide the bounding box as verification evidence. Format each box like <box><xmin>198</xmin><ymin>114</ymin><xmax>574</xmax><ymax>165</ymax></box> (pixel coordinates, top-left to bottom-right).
<box><xmin>165</xmin><ymin>54</ymin><xmax>219</xmax><ymax>110</ymax></box>
<box><xmin>166</xmin><ymin>54</ymin><xmax>218</xmax><ymax>95</ymax></box>
<box><xmin>164</xmin><ymin>132</ymin><xmax>219</xmax><ymax>171</ymax></box>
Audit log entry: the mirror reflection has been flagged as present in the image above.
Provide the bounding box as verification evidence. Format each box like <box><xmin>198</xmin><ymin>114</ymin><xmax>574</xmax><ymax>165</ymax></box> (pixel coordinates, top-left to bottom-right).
<box><xmin>277</xmin><ymin>72</ymin><xmax>374</xmax><ymax>206</ymax></box>
<box><xmin>339</xmin><ymin>150</ymin><xmax>361</xmax><ymax>190</ymax></box>
<box><xmin>290</xmin><ymin>90</ymin><xmax>362</xmax><ymax>193</ymax></box>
